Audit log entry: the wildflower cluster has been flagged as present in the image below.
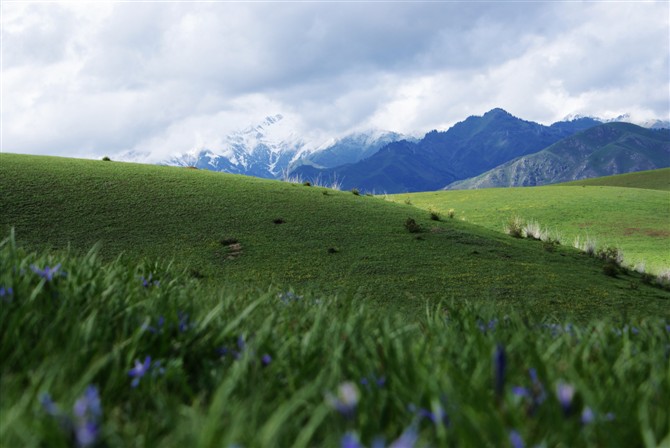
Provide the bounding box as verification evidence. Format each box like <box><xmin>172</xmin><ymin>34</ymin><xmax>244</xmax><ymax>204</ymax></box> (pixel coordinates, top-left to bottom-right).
<box><xmin>40</xmin><ymin>386</ymin><xmax>102</xmax><ymax>447</ymax></box>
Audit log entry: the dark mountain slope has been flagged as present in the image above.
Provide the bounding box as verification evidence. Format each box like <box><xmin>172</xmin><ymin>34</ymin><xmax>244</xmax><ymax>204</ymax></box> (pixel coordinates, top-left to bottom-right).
<box><xmin>291</xmin><ymin>109</ymin><xmax>600</xmax><ymax>192</ymax></box>
<box><xmin>446</xmin><ymin>123</ymin><xmax>670</xmax><ymax>189</ymax></box>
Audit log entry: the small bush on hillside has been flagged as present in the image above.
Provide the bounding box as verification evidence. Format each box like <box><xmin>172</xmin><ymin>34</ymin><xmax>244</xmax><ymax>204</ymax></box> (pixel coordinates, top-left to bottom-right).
<box><xmin>429</xmin><ymin>210</ymin><xmax>440</xmax><ymax>221</ymax></box>
<box><xmin>404</xmin><ymin>218</ymin><xmax>423</xmax><ymax>233</ymax></box>
<box><xmin>102</xmin><ymin>156</ymin><xmax>111</xmax><ymax>161</ymax></box>
<box><xmin>273</xmin><ymin>218</ymin><xmax>286</xmax><ymax>224</ymax></box>
<box><xmin>504</xmin><ymin>216</ymin><xmax>524</xmax><ymax>238</ymax></box>
<box><xmin>596</xmin><ymin>246</ymin><xmax>624</xmax><ymax>266</ymax></box>
<box><xmin>602</xmin><ymin>262</ymin><xmax>620</xmax><ymax>277</ymax></box>
<box><xmin>303</xmin><ymin>181</ymin><xmax>311</xmax><ymax>187</ymax></box>
<box><xmin>543</xmin><ymin>241</ymin><xmax>558</xmax><ymax>253</ymax></box>
<box><xmin>404</xmin><ymin>198</ymin><xmax>412</xmax><ymax>205</ymax></box>
<box><xmin>221</xmin><ymin>238</ymin><xmax>239</xmax><ymax>246</ymax></box>
<box><xmin>447</xmin><ymin>209</ymin><xmax>455</xmax><ymax>219</ymax></box>
<box><xmin>327</xmin><ymin>247</ymin><xmax>339</xmax><ymax>254</ymax></box>
<box><xmin>352</xmin><ymin>189</ymin><xmax>360</xmax><ymax>196</ymax></box>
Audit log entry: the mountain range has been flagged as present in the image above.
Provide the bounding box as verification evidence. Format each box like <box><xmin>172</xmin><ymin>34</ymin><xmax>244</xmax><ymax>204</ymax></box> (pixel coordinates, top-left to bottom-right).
<box><xmin>445</xmin><ymin>122</ymin><xmax>670</xmax><ymax>189</ymax></box>
<box><xmin>125</xmin><ymin>108</ymin><xmax>669</xmax><ymax>193</ymax></box>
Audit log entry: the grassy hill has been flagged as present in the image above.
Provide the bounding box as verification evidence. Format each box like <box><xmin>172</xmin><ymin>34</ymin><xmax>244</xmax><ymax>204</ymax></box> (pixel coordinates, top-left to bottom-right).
<box><xmin>394</xmin><ymin>181</ymin><xmax>670</xmax><ymax>275</ymax></box>
<box><xmin>558</xmin><ymin>167</ymin><xmax>670</xmax><ymax>191</ymax></box>
<box><xmin>1</xmin><ymin>153</ymin><xmax>669</xmax><ymax>321</ymax></box>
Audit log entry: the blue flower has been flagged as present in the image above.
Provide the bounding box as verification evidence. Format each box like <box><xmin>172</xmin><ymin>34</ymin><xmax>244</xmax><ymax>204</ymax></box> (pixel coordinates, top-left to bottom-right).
<box><xmin>388</xmin><ymin>425</ymin><xmax>418</xmax><ymax>448</ymax></box>
<box><xmin>556</xmin><ymin>381</ymin><xmax>575</xmax><ymax>415</ymax></box>
<box><xmin>581</xmin><ymin>406</ymin><xmax>595</xmax><ymax>425</ymax></box>
<box><xmin>141</xmin><ymin>274</ymin><xmax>160</xmax><ymax>288</ymax></box>
<box><xmin>142</xmin><ymin>316</ymin><xmax>165</xmax><ymax>334</ymax></box>
<box><xmin>493</xmin><ymin>344</ymin><xmax>506</xmax><ymax>396</ymax></box>
<box><xmin>73</xmin><ymin>386</ymin><xmax>102</xmax><ymax>447</ymax></box>
<box><xmin>178</xmin><ymin>311</ymin><xmax>190</xmax><ymax>332</ymax></box>
<box><xmin>0</xmin><ymin>286</ymin><xmax>13</xmax><ymax>302</ymax></box>
<box><xmin>40</xmin><ymin>392</ymin><xmax>60</xmax><ymax>416</ymax></box>
<box><xmin>261</xmin><ymin>354</ymin><xmax>272</xmax><ymax>366</ymax></box>
<box><xmin>326</xmin><ymin>382</ymin><xmax>359</xmax><ymax>417</ymax></box>
<box><xmin>128</xmin><ymin>356</ymin><xmax>152</xmax><ymax>388</ymax></box>
<box><xmin>509</xmin><ymin>430</ymin><xmax>524</xmax><ymax>448</ymax></box>
<box><xmin>341</xmin><ymin>432</ymin><xmax>364</xmax><ymax>448</ymax></box>
<box><xmin>31</xmin><ymin>263</ymin><xmax>62</xmax><ymax>281</ymax></box>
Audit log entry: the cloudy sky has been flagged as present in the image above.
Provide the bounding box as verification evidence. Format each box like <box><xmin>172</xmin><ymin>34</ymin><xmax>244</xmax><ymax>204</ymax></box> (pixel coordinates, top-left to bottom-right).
<box><xmin>2</xmin><ymin>1</ymin><xmax>669</xmax><ymax>161</ymax></box>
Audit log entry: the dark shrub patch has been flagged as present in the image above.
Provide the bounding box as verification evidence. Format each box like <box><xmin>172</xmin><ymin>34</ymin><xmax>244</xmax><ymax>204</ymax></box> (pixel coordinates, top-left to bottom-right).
<box><xmin>221</xmin><ymin>238</ymin><xmax>239</xmax><ymax>246</ymax></box>
<box><xmin>327</xmin><ymin>247</ymin><xmax>339</xmax><ymax>254</ymax></box>
<box><xmin>404</xmin><ymin>218</ymin><xmax>423</xmax><ymax>233</ymax></box>
<box><xmin>603</xmin><ymin>262</ymin><xmax>620</xmax><ymax>277</ymax></box>
<box><xmin>430</xmin><ymin>211</ymin><xmax>440</xmax><ymax>221</ymax></box>
<box><xmin>351</xmin><ymin>188</ymin><xmax>360</xmax><ymax>196</ymax></box>
<box><xmin>303</xmin><ymin>181</ymin><xmax>311</xmax><ymax>187</ymax></box>
<box><xmin>273</xmin><ymin>218</ymin><xmax>286</xmax><ymax>224</ymax></box>
<box><xmin>102</xmin><ymin>156</ymin><xmax>111</xmax><ymax>161</ymax></box>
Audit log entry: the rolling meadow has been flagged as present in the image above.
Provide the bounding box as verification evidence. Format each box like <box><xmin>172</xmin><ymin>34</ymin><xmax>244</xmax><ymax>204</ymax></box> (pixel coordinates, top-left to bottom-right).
<box><xmin>1</xmin><ymin>154</ymin><xmax>669</xmax><ymax>447</ymax></box>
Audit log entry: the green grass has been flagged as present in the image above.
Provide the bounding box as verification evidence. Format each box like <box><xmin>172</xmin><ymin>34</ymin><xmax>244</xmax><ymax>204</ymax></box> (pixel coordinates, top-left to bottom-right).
<box><xmin>2</xmin><ymin>153</ymin><xmax>670</xmax><ymax>322</ymax></box>
<box><xmin>394</xmin><ymin>184</ymin><xmax>670</xmax><ymax>275</ymax></box>
<box><xmin>557</xmin><ymin>168</ymin><xmax>670</xmax><ymax>191</ymax></box>
<box><xmin>1</xmin><ymin>235</ymin><xmax>669</xmax><ymax>447</ymax></box>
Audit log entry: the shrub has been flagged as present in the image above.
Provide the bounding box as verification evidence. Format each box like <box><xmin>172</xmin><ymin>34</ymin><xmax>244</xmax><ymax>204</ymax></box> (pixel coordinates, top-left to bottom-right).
<box><xmin>447</xmin><ymin>209</ymin><xmax>455</xmax><ymax>219</ymax></box>
<box><xmin>220</xmin><ymin>238</ymin><xmax>239</xmax><ymax>246</ymax></box>
<box><xmin>327</xmin><ymin>247</ymin><xmax>338</xmax><ymax>254</ymax></box>
<box><xmin>504</xmin><ymin>216</ymin><xmax>524</xmax><ymax>238</ymax></box>
<box><xmin>429</xmin><ymin>210</ymin><xmax>440</xmax><ymax>221</ymax></box>
<box><xmin>273</xmin><ymin>218</ymin><xmax>285</xmax><ymax>224</ymax></box>
<box><xmin>404</xmin><ymin>198</ymin><xmax>412</xmax><ymax>205</ymax></box>
<box><xmin>102</xmin><ymin>156</ymin><xmax>111</xmax><ymax>161</ymax></box>
<box><xmin>303</xmin><ymin>181</ymin><xmax>311</xmax><ymax>187</ymax></box>
<box><xmin>404</xmin><ymin>218</ymin><xmax>423</xmax><ymax>233</ymax></box>
<box><xmin>352</xmin><ymin>189</ymin><xmax>360</xmax><ymax>196</ymax></box>
<box><xmin>603</xmin><ymin>262</ymin><xmax>620</xmax><ymax>277</ymax></box>
<box><xmin>596</xmin><ymin>246</ymin><xmax>624</xmax><ymax>266</ymax></box>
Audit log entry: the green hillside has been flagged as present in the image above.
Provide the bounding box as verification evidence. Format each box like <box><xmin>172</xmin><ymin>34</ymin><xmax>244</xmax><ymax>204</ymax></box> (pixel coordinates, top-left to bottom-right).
<box><xmin>558</xmin><ymin>167</ymin><xmax>670</xmax><ymax>191</ymax></box>
<box><xmin>1</xmin><ymin>153</ymin><xmax>669</xmax><ymax>320</ymax></box>
<box><xmin>395</xmin><ymin>185</ymin><xmax>670</xmax><ymax>274</ymax></box>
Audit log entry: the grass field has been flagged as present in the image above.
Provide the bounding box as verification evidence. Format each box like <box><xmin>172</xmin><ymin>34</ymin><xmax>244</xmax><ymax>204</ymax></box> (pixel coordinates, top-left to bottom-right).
<box><xmin>2</xmin><ymin>153</ymin><xmax>669</xmax><ymax>321</ymax></box>
<box><xmin>1</xmin><ymin>236</ymin><xmax>669</xmax><ymax>447</ymax></box>
<box><xmin>558</xmin><ymin>168</ymin><xmax>670</xmax><ymax>191</ymax></box>
<box><xmin>393</xmin><ymin>176</ymin><xmax>670</xmax><ymax>274</ymax></box>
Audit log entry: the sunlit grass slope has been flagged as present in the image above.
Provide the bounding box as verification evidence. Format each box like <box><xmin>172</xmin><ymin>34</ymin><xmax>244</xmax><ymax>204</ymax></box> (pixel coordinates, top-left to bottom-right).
<box><xmin>1</xmin><ymin>153</ymin><xmax>669</xmax><ymax>320</ymax></box>
<box><xmin>558</xmin><ymin>167</ymin><xmax>670</xmax><ymax>191</ymax></box>
<box><xmin>394</xmin><ymin>183</ymin><xmax>670</xmax><ymax>273</ymax></box>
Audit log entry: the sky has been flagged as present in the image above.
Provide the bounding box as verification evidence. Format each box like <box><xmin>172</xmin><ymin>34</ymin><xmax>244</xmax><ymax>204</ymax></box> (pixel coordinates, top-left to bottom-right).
<box><xmin>2</xmin><ymin>1</ymin><xmax>669</xmax><ymax>161</ymax></box>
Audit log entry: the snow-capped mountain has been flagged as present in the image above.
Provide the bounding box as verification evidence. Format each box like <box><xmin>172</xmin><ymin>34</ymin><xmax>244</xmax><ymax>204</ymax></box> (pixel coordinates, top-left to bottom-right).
<box><xmin>159</xmin><ymin>115</ymin><xmax>407</xmax><ymax>179</ymax></box>
<box><xmin>562</xmin><ymin>113</ymin><xmax>669</xmax><ymax>129</ymax></box>
<box><xmin>163</xmin><ymin>114</ymin><xmax>314</xmax><ymax>178</ymax></box>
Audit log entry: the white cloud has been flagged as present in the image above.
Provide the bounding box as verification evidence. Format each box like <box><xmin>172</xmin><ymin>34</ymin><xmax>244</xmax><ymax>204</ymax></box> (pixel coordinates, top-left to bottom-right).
<box><xmin>1</xmin><ymin>1</ymin><xmax>668</xmax><ymax>159</ymax></box>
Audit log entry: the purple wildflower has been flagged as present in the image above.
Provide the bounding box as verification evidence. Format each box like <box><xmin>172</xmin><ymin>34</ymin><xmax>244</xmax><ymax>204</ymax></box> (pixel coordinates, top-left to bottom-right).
<box><xmin>493</xmin><ymin>344</ymin><xmax>506</xmax><ymax>396</ymax></box>
<box><xmin>556</xmin><ymin>381</ymin><xmax>575</xmax><ymax>415</ymax></box>
<box><xmin>417</xmin><ymin>405</ymin><xmax>449</xmax><ymax>427</ymax></box>
<box><xmin>388</xmin><ymin>425</ymin><xmax>418</xmax><ymax>448</ymax></box>
<box><xmin>73</xmin><ymin>386</ymin><xmax>102</xmax><ymax>447</ymax></box>
<box><xmin>327</xmin><ymin>382</ymin><xmax>359</xmax><ymax>418</ymax></box>
<box><xmin>581</xmin><ymin>406</ymin><xmax>595</xmax><ymax>425</ymax></box>
<box><xmin>75</xmin><ymin>421</ymin><xmax>98</xmax><ymax>447</ymax></box>
<box><xmin>341</xmin><ymin>432</ymin><xmax>364</xmax><ymax>448</ymax></box>
<box><xmin>512</xmin><ymin>386</ymin><xmax>530</xmax><ymax>398</ymax></box>
<box><xmin>141</xmin><ymin>274</ymin><xmax>159</xmax><ymax>288</ymax></box>
<box><xmin>142</xmin><ymin>316</ymin><xmax>165</xmax><ymax>334</ymax></box>
<box><xmin>261</xmin><ymin>354</ymin><xmax>272</xmax><ymax>366</ymax></box>
<box><xmin>31</xmin><ymin>263</ymin><xmax>62</xmax><ymax>281</ymax></box>
<box><xmin>0</xmin><ymin>286</ymin><xmax>12</xmax><ymax>298</ymax></box>
<box><xmin>40</xmin><ymin>392</ymin><xmax>60</xmax><ymax>416</ymax></box>
<box><xmin>509</xmin><ymin>430</ymin><xmax>525</xmax><ymax>448</ymax></box>
<box><xmin>128</xmin><ymin>356</ymin><xmax>151</xmax><ymax>388</ymax></box>
<box><xmin>177</xmin><ymin>312</ymin><xmax>190</xmax><ymax>332</ymax></box>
